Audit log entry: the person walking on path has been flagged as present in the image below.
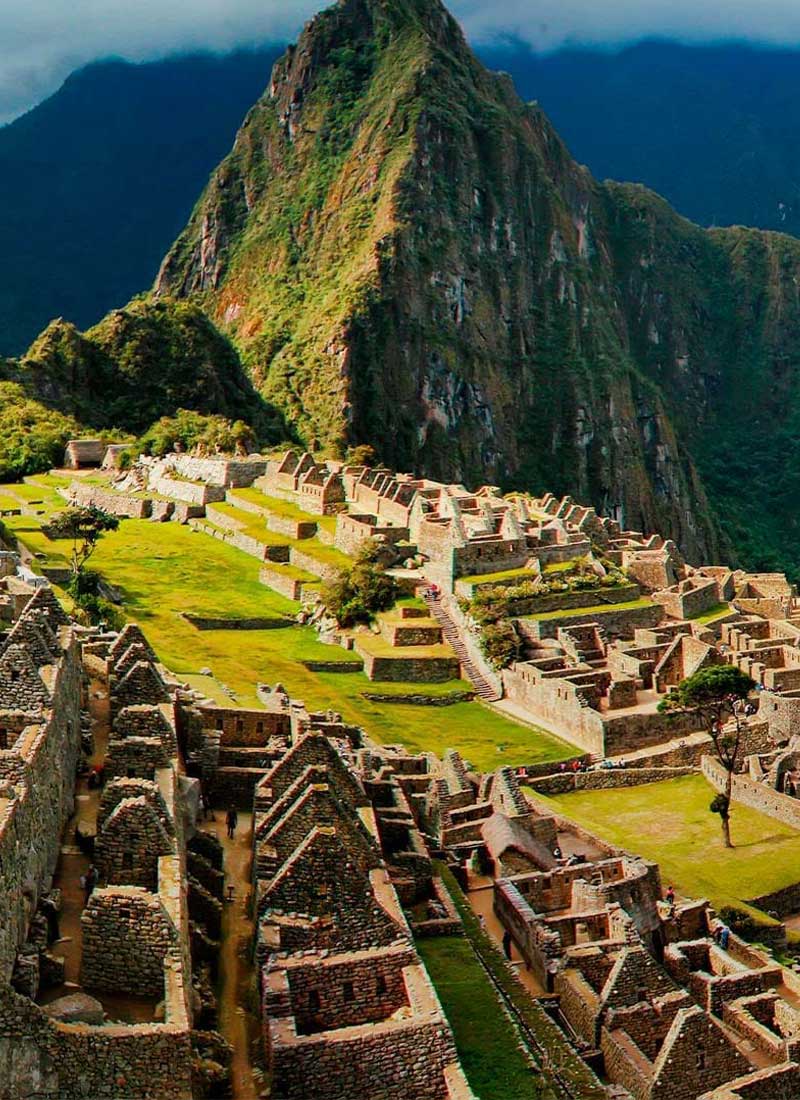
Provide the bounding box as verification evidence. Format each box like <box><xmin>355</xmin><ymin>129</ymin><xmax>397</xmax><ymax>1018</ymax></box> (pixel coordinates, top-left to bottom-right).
<box><xmin>502</xmin><ymin>929</ymin><xmax>513</xmax><ymax>960</ymax></box>
<box><xmin>82</xmin><ymin>864</ymin><xmax>98</xmax><ymax>904</ymax></box>
<box><xmin>226</xmin><ymin>806</ymin><xmax>238</xmax><ymax>840</ymax></box>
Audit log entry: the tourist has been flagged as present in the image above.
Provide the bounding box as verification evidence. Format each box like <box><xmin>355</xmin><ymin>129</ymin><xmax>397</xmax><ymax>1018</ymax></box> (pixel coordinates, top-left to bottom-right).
<box><xmin>502</xmin><ymin>929</ymin><xmax>513</xmax><ymax>960</ymax></box>
<box><xmin>40</xmin><ymin>895</ymin><xmax>60</xmax><ymax>943</ymax></box>
<box><xmin>665</xmin><ymin>885</ymin><xmax>675</xmax><ymax>907</ymax></box>
<box><xmin>552</xmin><ymin>844</ymin><xmax>562</xmax><ymax>860</ymax></box>
<box><xmin>545</xmin><ymin>958</ymin><xmax>559</xmax><ymax>993</ymax></box>
<box><xmin>82</xmin><ymin>864</ymin><xmax>98</xmax><ymax>903</ymax></box>
<box><xmin>226</xmin><ymin>806</ymin><xmax>239</xmax><ymax>839</ymax></box>
<box><xmin>719</xmin><ymin>924</ymin><xmax>730</xmax><ymax>949</ymax></box>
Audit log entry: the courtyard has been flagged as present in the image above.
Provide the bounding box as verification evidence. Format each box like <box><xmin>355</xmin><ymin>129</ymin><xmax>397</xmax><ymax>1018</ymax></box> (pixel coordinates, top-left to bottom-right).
<box><xmin>537</xmin><ymin>774</ymin><xmax>800</xmax><ymax>922</ymax></box>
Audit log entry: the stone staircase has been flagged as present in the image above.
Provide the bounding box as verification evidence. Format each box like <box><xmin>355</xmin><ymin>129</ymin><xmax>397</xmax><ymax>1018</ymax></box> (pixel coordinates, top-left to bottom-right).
<box><xmin>423</xmin><ymin>591</ymin><xmax>501</xmax><ymax>702</ymax></box>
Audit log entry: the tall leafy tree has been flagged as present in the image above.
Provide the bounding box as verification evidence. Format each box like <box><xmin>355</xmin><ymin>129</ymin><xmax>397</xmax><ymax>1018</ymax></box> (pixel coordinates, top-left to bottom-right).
<box><xmin>48</xmin><ymin>505</ymin><xmax>119</xmax><ymax>576</ymax></box>
<box><xmin>659</xmin><ymin>665</ymin><xmax>755</xmax><ymax>848</ymax></box>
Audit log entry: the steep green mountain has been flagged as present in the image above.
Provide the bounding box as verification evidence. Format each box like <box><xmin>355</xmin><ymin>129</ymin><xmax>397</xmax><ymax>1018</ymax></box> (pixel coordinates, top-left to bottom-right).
<box><xmin>157</xmin><ymin>0</ymin><xmax>730</xmax><ymax>558</ymax></box>
<box><xmin>478</xmin><ymin>40</ymin><xmax>800</xmax><ymax>239</ymax></box>
<box><xmin>0</xmin><ymin>49</ymin><xmax>280</xmax><ymax>356</ymax></box>
<box><xmin>15</xmin><ymin>0</ymin><xmax>800</xmax><ymax>577</ymax></box>
<box><xmin>11</xmin><ymin>298</ymin><xmax>280</xmax><ymax>436</ymax></box>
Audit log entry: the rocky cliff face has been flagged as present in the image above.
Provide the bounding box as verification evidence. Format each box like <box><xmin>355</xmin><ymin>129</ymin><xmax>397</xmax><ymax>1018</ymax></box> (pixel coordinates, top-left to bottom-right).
<box><xmin>155</xmin><ymin>0</ymin><xmax>729</xmax><ymax>562</ymax></box>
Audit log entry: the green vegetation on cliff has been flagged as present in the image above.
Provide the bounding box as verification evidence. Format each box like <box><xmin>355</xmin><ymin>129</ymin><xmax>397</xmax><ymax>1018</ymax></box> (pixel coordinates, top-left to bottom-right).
<box><xmin>17</xmin><ymin>298</ymin><xmax>276</xmax><ymax>435</ymax></box>
<box><xmin>15</xmin><ymin>0</ymin><xmax>800</xmax><ymax>578</ymax></box>
<box><xmin>0</xmin><ymin>383</ymin><xmax>80</xmax><ymax>481</ymax></box>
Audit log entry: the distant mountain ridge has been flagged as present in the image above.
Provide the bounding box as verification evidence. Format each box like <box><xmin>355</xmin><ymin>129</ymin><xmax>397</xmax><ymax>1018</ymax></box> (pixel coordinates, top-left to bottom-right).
<box><xmin>5</xmin><ymin>35</ymin><xmax>800</xmax><ymax>362</ymax></box>
<box><xmin>0</xmin><ymin>48</ymin><xmax>280</xmax><ymax>356</ymax></box>
<box><xmin>478</xmin><ymin>39</ymin><xmax>800</xmax><ymax>238</ymax></box>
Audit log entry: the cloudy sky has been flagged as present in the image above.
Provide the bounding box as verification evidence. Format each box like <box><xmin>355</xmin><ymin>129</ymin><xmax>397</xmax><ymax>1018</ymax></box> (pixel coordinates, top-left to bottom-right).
<box><xmin>3</xmin><ymin>0</ymin><xmax>800</xmax><ymax>124</ymax></box>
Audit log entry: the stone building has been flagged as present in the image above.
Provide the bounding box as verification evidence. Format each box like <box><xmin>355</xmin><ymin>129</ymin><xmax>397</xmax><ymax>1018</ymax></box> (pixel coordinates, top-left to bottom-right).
<box><xmin>0</xmin><ymin>601</ymin><xmax>201</xmax><ymax>1099</ymax></box>
<box><xmin>251</xmin><ymin>730</ymin><xmax>474</xmax><ymax>1100</ymax></box>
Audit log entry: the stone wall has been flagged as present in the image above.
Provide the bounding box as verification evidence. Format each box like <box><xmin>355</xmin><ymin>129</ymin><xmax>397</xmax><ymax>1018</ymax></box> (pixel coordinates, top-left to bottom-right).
<box><xmin>68</xmin><ymin>483</ymin><xmax>151</xmax><ymax>519</ymax></box>
<box><xmin>519</xmin><ymin>601</ymin><xmax>664</xmax><ymax>643</ymax></box>
<box><xmin>0</xmin><ymin>633</ymin><xmax>82</xmax><ymax>984</ymax></box>
<box><xmin>358</xmin><ymin>648</ymin><xmax>461</xmax><ymax>683</ymax></box>
<box><xmin>267</xmin><ymin>1001</ymin><xmax>457</xmax><ymax>1100</ymax></box>
<box><xmin>80</xmin><ymin>888</ymin><xmax>178</xmax><ymax>996</ymax></box>
<box><xmin>95</xmin><ymin>797</ymin><xmax>174</xmax><ymax>890</ymax></box>
<box><xmin>702</xmin><ymin>756</ymin><xmax>800</xmax><ymax>831</ymax></box>
<box><xmin>653</xmin><ymin>579</ymin><xmax>719</xmax><ymax>620</ymax></box>
<box><xmin>0</xmin><ymin>985</ymin><xmax>193</xmax><ymax>1100</ymax></box>
<box><xmin>270</xmin><ymin>947</ymin><xmax>417</xmax><ymax>1034</ymax></box>
<box><xmin>181</xmin><ymin>613</ymin><xmax>291</xmax><ymax>631</ymax></box>
<box><xmin>288</xmin><ymin>547</ymin><xmax>340</xmax><ymax>584</ymax></box>
<box><xmin>210</xmin><ymin>766</ymin><xmax>273</xmax><ymax>810</ymax></box>
<box><xmin>334</xmin><ymin>514</ymin><xmax>408</xmax><ymax>557</ymax></box>
<box><xmin>148</xmin><ymin>473</ymin><xmax>226</xmax><ymax>506</ymax></box>
<box><xmin>164</xmin><ymin>453</ymin><xmax>267</xmax><ymax>488</ymax></box>
<box><xmin>259</xmin><ymin>564</ymin><xmax>316</xmax><ymax>601</ymax></box>
<box><xmin>530</xmin><ymin>766</ymin><xmax>697</xmax><ymax>795</ymax></box>
<box><xmin>197</xmin><ymin>703</ymin><xmax>290</xmax><ymax>746</ymax></box>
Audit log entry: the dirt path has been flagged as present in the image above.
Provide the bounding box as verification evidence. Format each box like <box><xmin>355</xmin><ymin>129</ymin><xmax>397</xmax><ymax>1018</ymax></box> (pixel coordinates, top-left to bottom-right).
<box><xmin>468</xmin><ymin>880</ymin><xmax>545</xmax><ymax>997</ymax></box>
<box><xmin>40</xmin><ymin>679</ymin><xmax>156</xmax><ymax>1021</ymax></box>
<box><xmin>204</xmin><ymin>812</ymin><xmax>263</xmax><ymax>1099</ymax></box>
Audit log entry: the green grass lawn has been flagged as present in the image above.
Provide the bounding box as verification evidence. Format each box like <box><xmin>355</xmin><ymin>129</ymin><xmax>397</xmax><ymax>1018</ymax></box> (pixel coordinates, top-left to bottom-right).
<box><xmin>538</xmin><ymin>774</ymin><xmax>800</xmax><ymax>915</ymax></box>
<box><xmin>416</xmin><ymin>937</ymin><xmax>539</xmax><ymax>1099</ymax></box>
<box><xmin>691</xmin><ymin>602</ymin><xmax>733</xmax><ymax>624</ymax></box>
<box><xmin>228</xmin><ymin>486</ymin><xmax>337</xmax><ymax>534</ymax></box>
<box><xmin>528</xmin><ymin>596</ymin><xmax>654</xmax><ymax>621</ymax></box>
<box><xmin>0</xmin><ymin>482</ymin><xmax>571</xmax><ymax>769</ymax></box>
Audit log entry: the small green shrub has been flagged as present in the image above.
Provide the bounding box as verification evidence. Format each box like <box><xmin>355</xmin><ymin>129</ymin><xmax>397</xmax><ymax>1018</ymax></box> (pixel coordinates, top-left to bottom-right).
<box><xmin>321</xmin><ymin>539</ymin><xmax>398</xmax><ymax>627</ymax></box>
<box><xmin>479</xmin><ymin>620</ymin><xmax>522</xmax><ymax>670</ymax></box>
<box><xmin>66</xmin><ymin>570</ymin><xmax>124</xmax><ymax>629</ymax></box>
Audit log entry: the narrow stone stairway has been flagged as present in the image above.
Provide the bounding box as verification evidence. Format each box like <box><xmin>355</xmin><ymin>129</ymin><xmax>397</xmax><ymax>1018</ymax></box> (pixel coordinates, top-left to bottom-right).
<box><xmin>423</xmin><ymin>590</ymin><xmax>502</xmax><ymax>701</ymax></box>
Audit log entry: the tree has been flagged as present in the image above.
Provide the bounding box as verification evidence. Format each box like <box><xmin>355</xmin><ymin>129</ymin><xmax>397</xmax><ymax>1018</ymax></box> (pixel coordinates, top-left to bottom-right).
<box><xmin>321</xmin><ymin>540</ymin><xmax>398</xmax><ymax>627</ymax></box>
<box><xmin>658</xmin><ymin>665</ymin><xmax>755</xmax><ymax>848</ymax></box>
<box><xmin>48</xmin><ymin>505</ymin><xmax>119</xmax><ymax>576</ymax></box>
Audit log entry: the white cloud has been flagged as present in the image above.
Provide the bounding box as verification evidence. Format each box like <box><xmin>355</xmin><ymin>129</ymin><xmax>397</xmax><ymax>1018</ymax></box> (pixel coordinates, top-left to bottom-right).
<box><xmin>3</xmin><ymin>0</ymin><xmax>800</xmax><ymax>124</ymax></box>
<box><xmin>0</xmin><ymin>0</ymin><xmax>317</xmax><ymax>123</ymax></box>
<box><xmin>456</xmin><ymin>0</ymin><xmax>800</xmax><ymax>51</ymax></box>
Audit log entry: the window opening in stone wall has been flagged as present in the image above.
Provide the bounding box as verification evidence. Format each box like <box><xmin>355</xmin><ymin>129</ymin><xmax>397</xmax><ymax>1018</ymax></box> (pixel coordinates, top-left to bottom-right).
<box><xmin>122</xmin><ymin>851</ymin><xmax>133</xmax><ymax>870</ymax></box>
<box><xmin>215</xmin><ymin>716</ymin><xmax>223</xmax><ymax>730</ymax></box>
<box><xmin>236</xmin><ymin>719</ymin><xmax>243</xmax><ymax>733</ymax></box>
<box><xmin>343</xmin><ymin>981</ymin><xmax>355</xmax><ymax>1002</ymax></box>
<box><xmin>256</xmin><ymin>721</ymin><xmax>264</xmax><ymax>734</ymax></box>
<box><xmin>10</xmin><ymin>670</ymin><xmax>19</xmax><ymax>682</ymax></box>
<box><xmin>376</xmin><ymin>975</ymin><xmax>387</xmax><ymax>995</ymax></box>
<box><xmin>308</xmin><ymin>989</ymin><xmax>321</xmax><ymax>1013</ymax></box>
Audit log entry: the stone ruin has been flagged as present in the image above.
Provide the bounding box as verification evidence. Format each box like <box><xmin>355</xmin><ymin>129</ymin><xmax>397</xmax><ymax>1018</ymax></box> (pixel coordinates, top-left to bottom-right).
<box><xmin>250</xmin><ymin>729</ymin><xmax>474</xmax><ymax>1100</ymax></box>
<box><xmin>411</xmin><ymin>751</ymin><xmax>800</xmax><ymax>1099</ymax></box>
<box><xmin>0</xmin><ymin>601</ymin><xmax>205</xmax><ymax>1099</ymax></box>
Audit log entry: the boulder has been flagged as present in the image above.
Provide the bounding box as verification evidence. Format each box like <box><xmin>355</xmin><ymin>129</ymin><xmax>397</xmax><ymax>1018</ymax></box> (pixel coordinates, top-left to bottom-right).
<box><xmin>43</xmin><ymin>991</ymin><xmax>105</xmax><ymax>1025</ymax></box>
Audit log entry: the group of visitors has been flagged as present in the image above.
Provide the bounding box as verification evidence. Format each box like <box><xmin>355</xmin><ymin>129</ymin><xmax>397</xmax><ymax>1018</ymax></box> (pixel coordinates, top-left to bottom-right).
<box><xmin>559</xmin><ymin>758</ymin><xmax>630</xmax><ymax>774</ymax></box>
